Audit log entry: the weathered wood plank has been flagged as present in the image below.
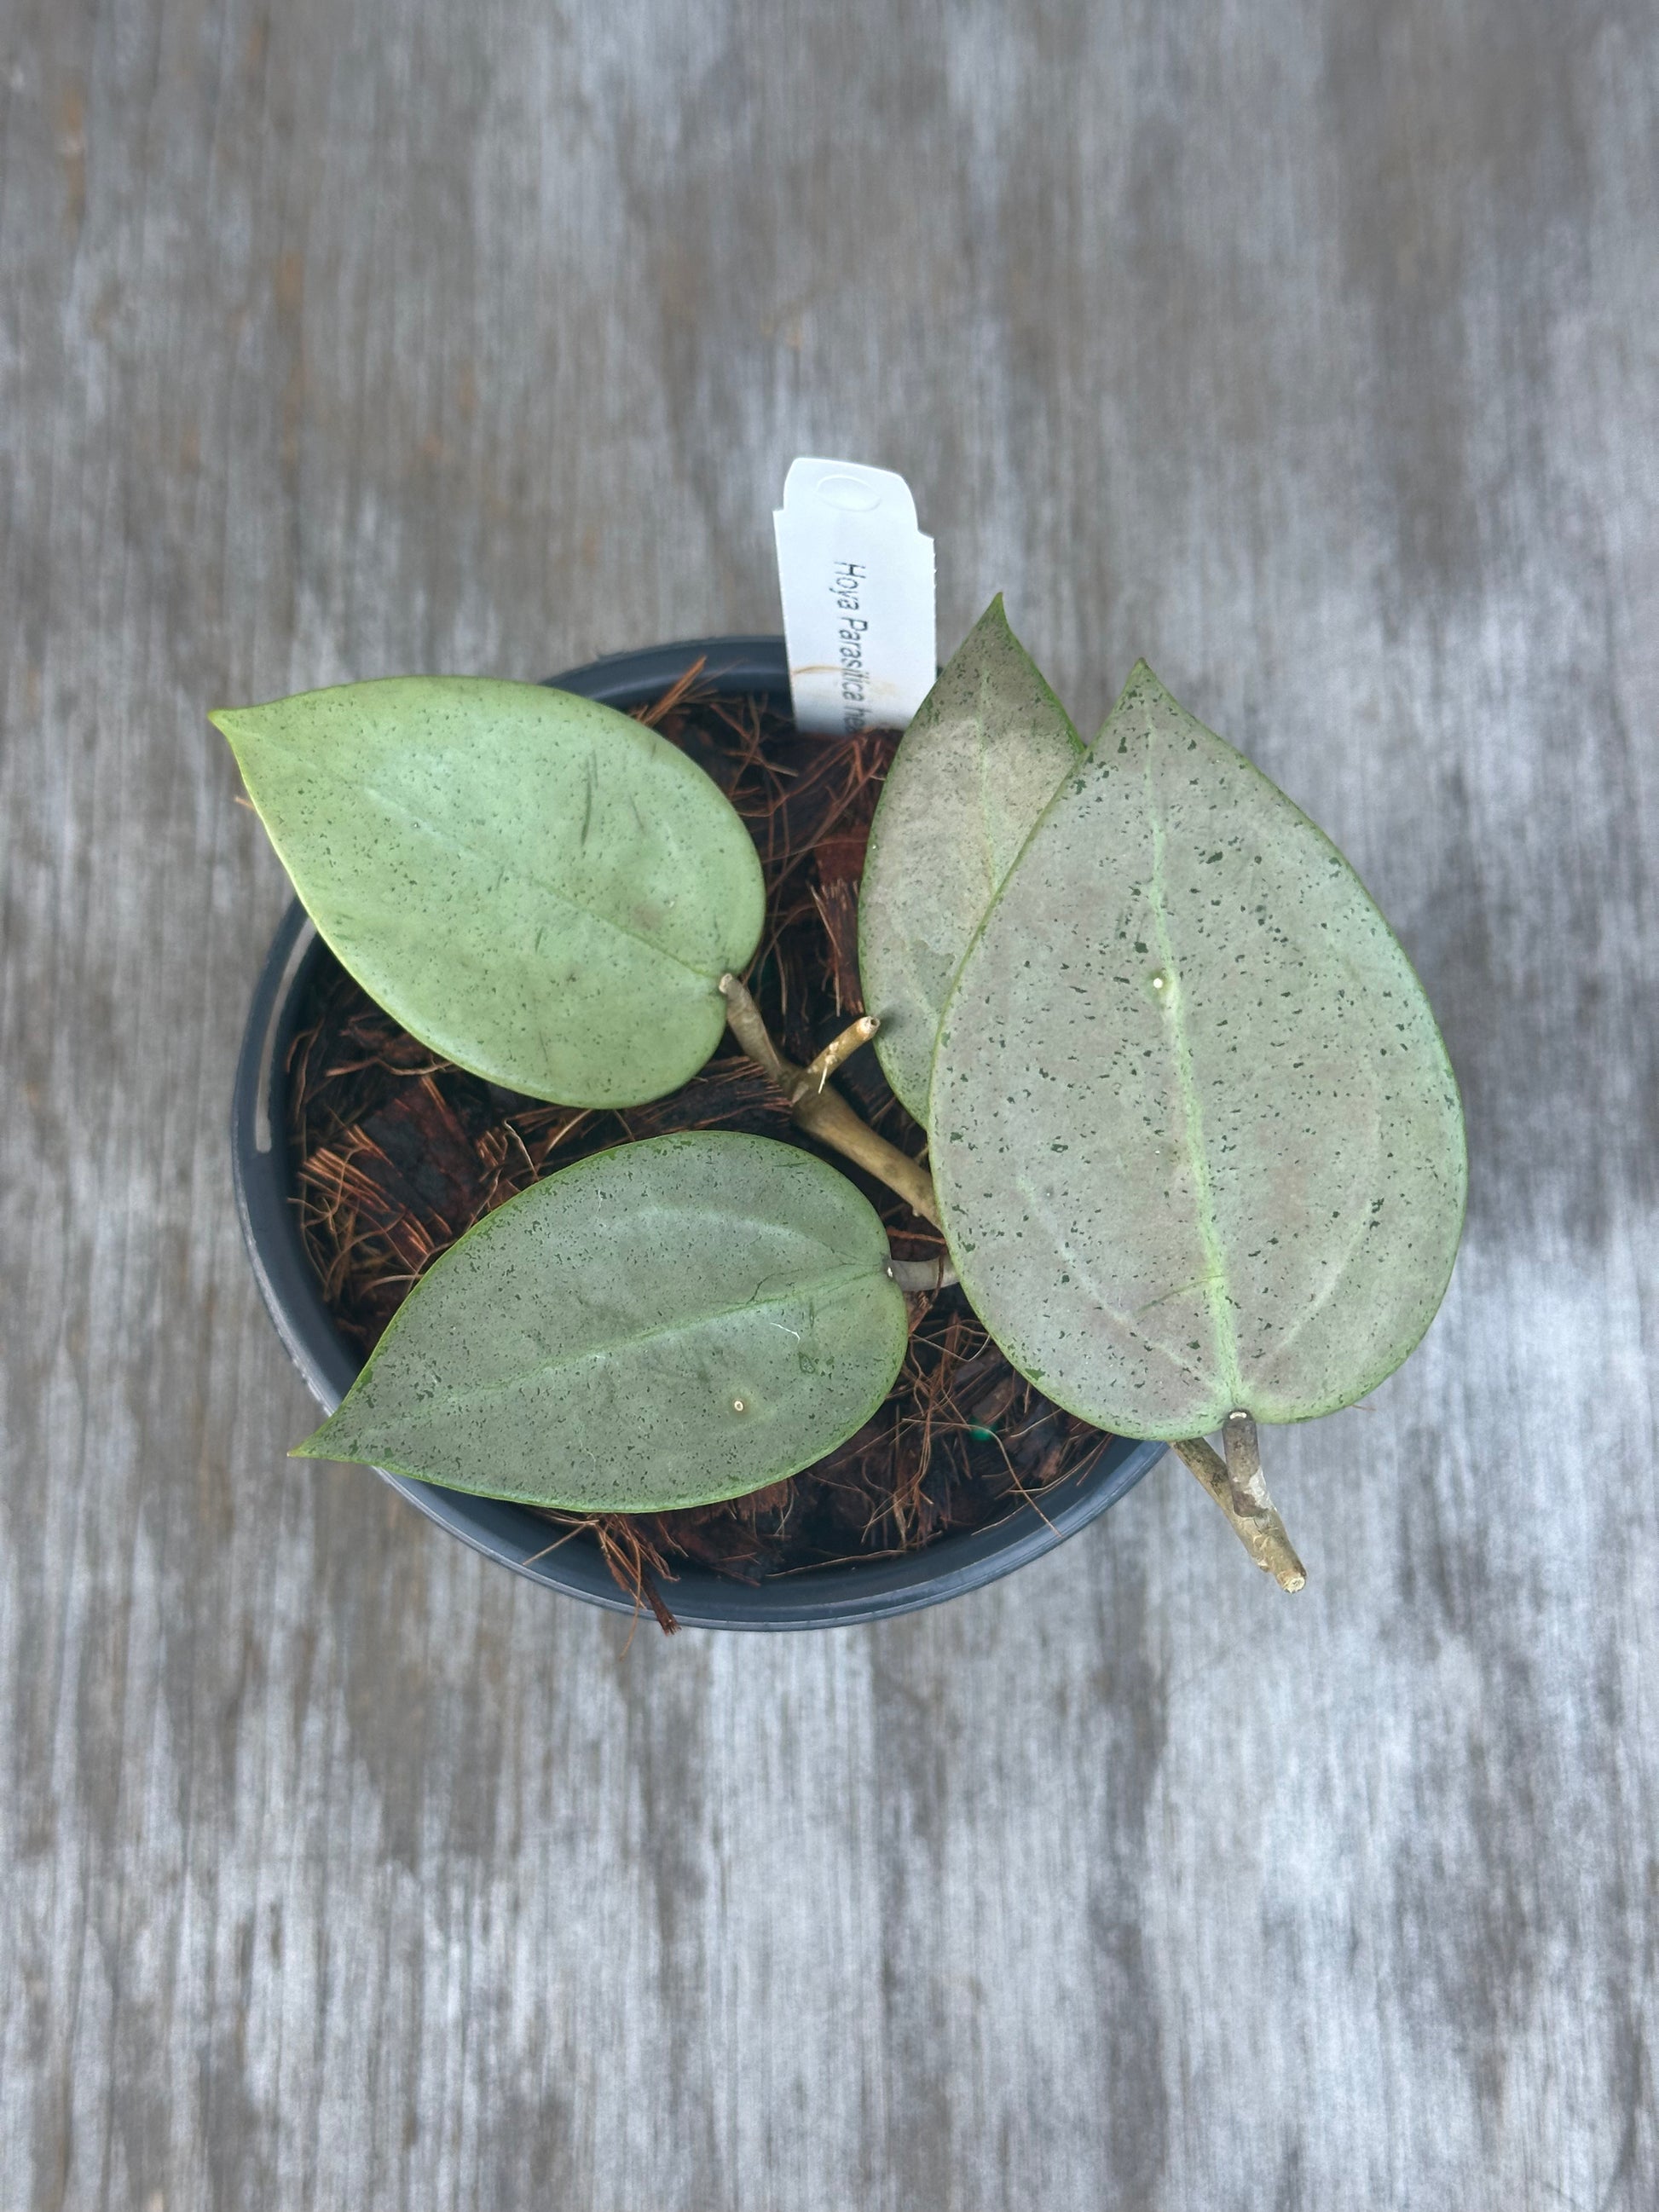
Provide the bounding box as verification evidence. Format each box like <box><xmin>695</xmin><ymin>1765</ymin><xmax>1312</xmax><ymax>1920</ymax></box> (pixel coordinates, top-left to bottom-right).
<box><xmin>2</xmin><ymin>0</ymin><xmax>1656</xmax><ymax>2204</ymax></box>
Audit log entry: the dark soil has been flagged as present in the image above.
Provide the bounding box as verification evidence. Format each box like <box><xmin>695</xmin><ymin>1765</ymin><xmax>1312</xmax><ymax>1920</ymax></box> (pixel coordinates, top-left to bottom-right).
<box><xmin>286</xmin><ymin>669</ymin><xmax>1115</xmax><ymax>1628</ymax></box>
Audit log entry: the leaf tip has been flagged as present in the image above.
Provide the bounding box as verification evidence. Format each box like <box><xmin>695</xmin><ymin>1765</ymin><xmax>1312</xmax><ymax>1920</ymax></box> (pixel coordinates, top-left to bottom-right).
<box><xmin>290</xmin><ymin>1417</ymin><xmax>346</xmax><ymax>1461</ymax></box>
<box><xmin>967</xmin><ymin>591</ymin><xmax>1014</xmax><ymax>647</ymax></box>
<box><xmin>208</xmin><ymin>703</ymin><xmax>261</xmax><ymax>757</ymax></box>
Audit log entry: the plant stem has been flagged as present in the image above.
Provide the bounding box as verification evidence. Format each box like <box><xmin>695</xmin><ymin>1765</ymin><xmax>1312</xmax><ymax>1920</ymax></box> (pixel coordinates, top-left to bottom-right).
<box><xmin>1223</xmin><ymin>1409</ymin><xmax>1266</xmax><ymax>1518</ymax></box>
<box><xmin>1170</xmin><ymin>1428</ymin><xmax>1306</xmax><ymax>1591</ymax></box>
<box><xmin>802</xmin><ymin>1014</ymin><xmax>880</xmax><ymax>1092</ymax></box>
<box><xmin>887</xmin><ymin>1254</ymin><xmax>959</xmax><ymax>1292</ymax></box>
<box><xmin>719</xmin><ymin>974</ymin><xmax>942</xmax><ymax>1227</ymax></box>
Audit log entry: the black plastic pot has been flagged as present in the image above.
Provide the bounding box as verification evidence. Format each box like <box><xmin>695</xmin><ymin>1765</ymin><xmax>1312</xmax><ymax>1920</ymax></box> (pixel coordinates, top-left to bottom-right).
<box><xmin>230</xmin><ymin>635</ymin><xmax>1165</xmax><ymax>1628</ymax></box>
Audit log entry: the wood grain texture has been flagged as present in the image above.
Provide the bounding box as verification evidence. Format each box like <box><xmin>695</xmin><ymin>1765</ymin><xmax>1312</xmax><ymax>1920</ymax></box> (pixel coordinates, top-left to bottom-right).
<box><xmin>3</xmin><ymin>1</ymin><xmax>1656</xmax><ymax>2204</ymax></box>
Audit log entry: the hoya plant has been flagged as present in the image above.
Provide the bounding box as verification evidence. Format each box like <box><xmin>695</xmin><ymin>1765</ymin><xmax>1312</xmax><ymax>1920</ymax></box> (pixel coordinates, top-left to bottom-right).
<box><xmin>216</xmin><ymin>603</ymin><xmax>1465</xmax><ymax>1589</ymax></box>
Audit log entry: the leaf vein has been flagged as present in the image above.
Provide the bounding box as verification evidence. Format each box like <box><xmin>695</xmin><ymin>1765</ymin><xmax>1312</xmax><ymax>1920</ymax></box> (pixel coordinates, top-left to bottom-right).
<box><xmin>1144</xmin><ymin>740</ymin><xmax>1242</xmax><ymax>1401</ymax></box>
<box><xmin>265</xmin><ymin>726</ymin><xmax>722</xmax><ymax>979</ymax></box>
<box><xmin>361</xmin><ymin>1262</ymin><xmax>878</xmax><ymax>1424</ymax></box>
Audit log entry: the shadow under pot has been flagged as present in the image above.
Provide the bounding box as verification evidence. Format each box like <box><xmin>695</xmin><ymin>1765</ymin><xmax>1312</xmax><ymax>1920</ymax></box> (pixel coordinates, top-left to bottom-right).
<box><xmin>229</xmin><ymin>634</ymin><xmax>1164</xmax><ymax>1630</ymax></box>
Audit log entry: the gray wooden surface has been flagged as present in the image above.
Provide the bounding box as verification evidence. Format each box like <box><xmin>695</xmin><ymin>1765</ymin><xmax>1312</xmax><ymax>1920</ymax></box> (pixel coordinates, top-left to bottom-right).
<box><xmin>3</xmin><ymin>1</ymin><xmax>1656</xmax><ymax>2204</ymax></box>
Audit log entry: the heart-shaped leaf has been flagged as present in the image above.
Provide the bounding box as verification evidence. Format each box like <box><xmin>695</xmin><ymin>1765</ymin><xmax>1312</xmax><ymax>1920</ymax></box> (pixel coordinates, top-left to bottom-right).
<box><xmin>931</xmin><ymin>664</ymin><xmax>1466</xmax><ymax>1439</ymax></box>
<box><xmin>858</xmin><ymin>597</ymin><xmax>1083</xmax><ymax>1117</ymax></box>
<box><xmin>295</xmin><ymin>1132</ymin><xmax>910</xmax><ymax>1513</ymax></box>
<box><xmin>214</xmin><ymin>678</ymin><xmax>764</xmax><ymax>1106</ymax></box>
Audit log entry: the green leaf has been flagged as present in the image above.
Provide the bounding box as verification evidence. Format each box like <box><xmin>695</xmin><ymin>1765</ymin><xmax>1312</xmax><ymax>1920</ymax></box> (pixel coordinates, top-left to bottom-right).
<box><xmin>213</xmin><ymin>677</ymin><xmax>764</xmax><ymax>1107</ymax></box>
<box><xmin>294</xmin><ymin>1132</ymin><xmax>910</xmax><ymax>1513</ymax></box>
<box><xmin>930</xmin><ymin>663</ymin><xmax>1466</xmax><ymax>1439</ymax></box>
<box><xmin>858</xmin><ymin>596</ymin><xmax>1083</xmax><ymax>1118</ymax></box>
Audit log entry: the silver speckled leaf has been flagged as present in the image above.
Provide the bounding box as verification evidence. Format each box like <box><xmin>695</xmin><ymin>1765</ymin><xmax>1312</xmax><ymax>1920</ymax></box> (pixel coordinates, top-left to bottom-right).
<box><xmin>214</xmin><ymin>677</ymin><xmax>764</xmax><ymax>1107</ymax></box>
<box><xmin>858</xmin><ymin>597</ymin><xmax>1083</xmax><ymax>1118</ymax></box>
<box><xmin>294</xmin><ymin>1132</ymin><xmax>910</xmax><ymax>1513</ymax></box>
<box><xmin>930</xmin><ymin>663</ymin><xmax>1466</xmax><ymax>1438</ymax></box>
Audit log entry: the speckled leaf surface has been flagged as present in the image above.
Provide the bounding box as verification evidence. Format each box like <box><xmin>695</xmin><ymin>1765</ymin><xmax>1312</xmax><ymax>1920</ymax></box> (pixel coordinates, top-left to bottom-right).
<box><xmin>858</xmin><ymin>597</ymin><xmax>1083</xmax><ymax>1117</ymax></box>
<box><xmin>214</xmin><ymin>677</ymin><xmax>764</xmax><ymax>1106</ymax></box>
<box><xmin>295</xmin><ymin>1132</ymin><xmax>910</xmax><ymax>1512</ymax></box>
<box><xmin>931</xmin><ymin>664</ymin><xmax>1467</xmax><ymax>1439</ymax></box>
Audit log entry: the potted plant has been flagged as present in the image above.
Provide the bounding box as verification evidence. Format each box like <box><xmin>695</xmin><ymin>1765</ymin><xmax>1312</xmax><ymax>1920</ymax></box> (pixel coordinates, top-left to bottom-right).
<box><xmin>224</xmin><ymin>604</ymin><xmax>1465</xmax><ymax>1629</ymax></box>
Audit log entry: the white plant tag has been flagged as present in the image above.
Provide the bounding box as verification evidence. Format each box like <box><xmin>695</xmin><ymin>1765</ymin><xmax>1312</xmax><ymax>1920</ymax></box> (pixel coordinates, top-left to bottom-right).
<box><xmin>772</xmin><ymin>458</ymin><xmax>935</xmax><ymax>735</ymax></box>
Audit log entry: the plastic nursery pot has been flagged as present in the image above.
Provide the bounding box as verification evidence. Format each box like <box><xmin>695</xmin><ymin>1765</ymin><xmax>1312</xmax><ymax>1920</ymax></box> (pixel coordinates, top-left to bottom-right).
<box><xmin>230</xmin><ymin>636</ymin><xmax>1165</xmax><ymax>1630</ymax></box>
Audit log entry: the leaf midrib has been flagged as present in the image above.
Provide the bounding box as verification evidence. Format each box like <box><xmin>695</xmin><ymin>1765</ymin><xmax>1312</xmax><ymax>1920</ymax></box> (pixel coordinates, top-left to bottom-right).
<box><xmin>1143</xmin><ymin>737</ymin><xmax>1242</xmax><ymax>1405</ymax></box>
<box><xmin>972</xmin><ymin>667</ymin><xmax>999</xmax><ymax>903</ymax></box>
<box><xmin>355</xmin><ymin>1258</ymin><xmax>881</xmax><ymax>1424</ymax></box>
<box><xmin>264</xmin><ymin>725</ymin><xmax>725</xmax><ymax>981</ymax></box>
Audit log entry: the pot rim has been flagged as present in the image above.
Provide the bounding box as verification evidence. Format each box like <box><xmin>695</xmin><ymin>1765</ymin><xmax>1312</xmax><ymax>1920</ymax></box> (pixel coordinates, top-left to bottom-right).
<box><xmin>229</xmin><ymin>634</ymin><xmax>1165</xmax><ymax>1630</ymax></box>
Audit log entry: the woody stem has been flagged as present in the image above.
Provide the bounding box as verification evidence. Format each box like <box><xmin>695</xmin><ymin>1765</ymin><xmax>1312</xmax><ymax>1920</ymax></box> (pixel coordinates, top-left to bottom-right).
<box><xmin>1170</xmin><ymin>1421</ymin><xmax>1306</xmax><ymax>1591</ymax></box>
<box><xmin>718</xmin><ymin>973</ymin><xmax>943</xmax><ymax>1229</ymax></box>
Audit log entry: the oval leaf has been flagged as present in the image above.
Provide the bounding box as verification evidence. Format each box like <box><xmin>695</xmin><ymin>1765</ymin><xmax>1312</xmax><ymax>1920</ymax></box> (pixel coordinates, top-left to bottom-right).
<box><xmin>294</xmin><ymin>1132</ymin><xmax>910</xmax><ymax>1513</ymax></box>
<box><xmin>931</xmin><ymin>663</ymin><xmax>1466</xmax><ymax>1439</ymax></box>
<box><xmin>213</xmin><ymin>677</ymin><xmax>764</xmax><ymax>1106</ymax></box>
<box><xmin>859</xmin><ymin>596</ymin><xmax>1083</xmax><ymax>1117</ymax></box>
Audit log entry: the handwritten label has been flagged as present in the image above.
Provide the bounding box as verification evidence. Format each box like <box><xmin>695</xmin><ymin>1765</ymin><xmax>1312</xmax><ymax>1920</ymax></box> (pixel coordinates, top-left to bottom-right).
<box><xmin>772</xmin><ymin>459</ymin><xmax>935</xmax><ymax>735</ymax></box>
